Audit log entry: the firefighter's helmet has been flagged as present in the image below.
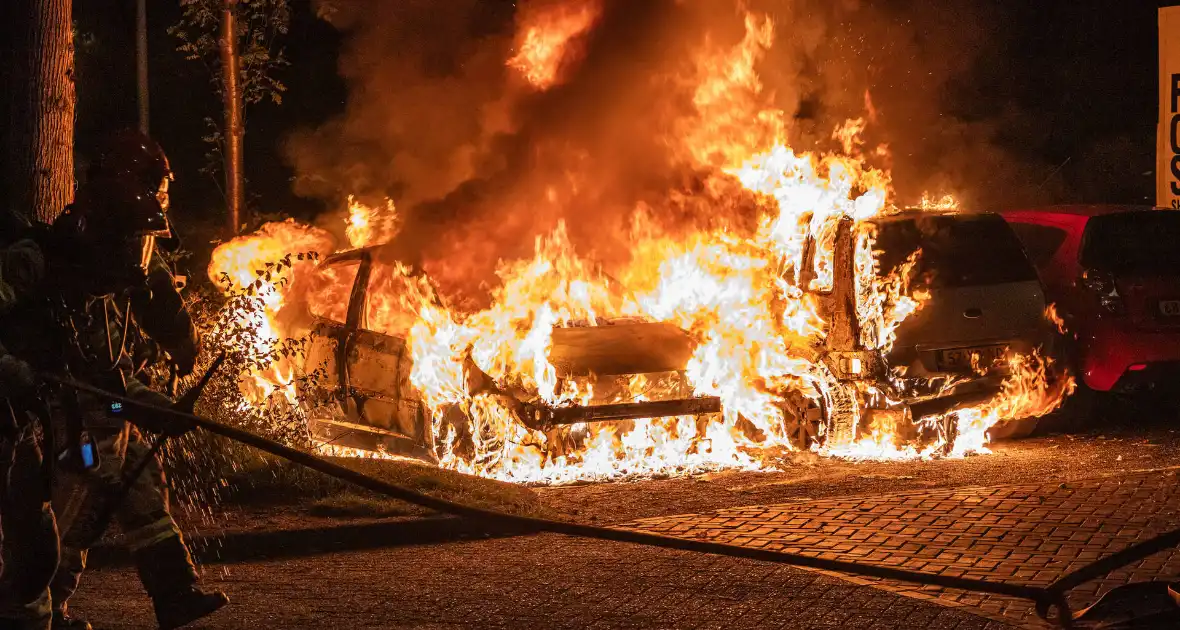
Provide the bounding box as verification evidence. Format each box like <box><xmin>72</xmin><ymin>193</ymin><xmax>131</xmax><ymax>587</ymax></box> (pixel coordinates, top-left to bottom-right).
<box><xmin>69</xmin><ymin>174</ymin><xmax>171</xmax><ymax>239</ymax></box>
<box><xmin>54</xmin><ymin>173</ymin><xmax>172</xmax><ymax>287</ymax></box>
<box><xmin>88</xmin><ymin>129</ymin><xmax>173</xmax><ymax>193</ymax></box>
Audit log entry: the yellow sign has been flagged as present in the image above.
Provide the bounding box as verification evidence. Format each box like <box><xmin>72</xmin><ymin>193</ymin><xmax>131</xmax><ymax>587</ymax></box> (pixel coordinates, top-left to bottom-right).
<box><xmin>1159</xmin><ymin>7</ymin><xmax>1180</xmax><ymax>208</ymax></box>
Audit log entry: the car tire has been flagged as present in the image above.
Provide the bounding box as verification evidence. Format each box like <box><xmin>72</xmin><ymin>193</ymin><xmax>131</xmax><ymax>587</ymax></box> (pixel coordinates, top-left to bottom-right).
<box><xmin>989</xmin><ymin>416</ymin><xmax>1039</xmax><ymax>440</ymax></box>
<box><xmin>1037</xmin><ymin>380</ymin><xmax>1098</xmax><ymax>434</ymax></box>
<box><xmin>991</xmin><ymin>377</ymin><xmax>1100</xmax><ymax>440</ymax></box>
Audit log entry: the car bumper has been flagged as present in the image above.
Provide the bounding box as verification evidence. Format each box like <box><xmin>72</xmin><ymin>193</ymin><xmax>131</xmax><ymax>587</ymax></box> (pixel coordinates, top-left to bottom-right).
<box><xmin>1081</xmin><ymin>323</ymin><xmax>1180</xmax><ymax>391</ymax></box>
<box><xmin>903</xmin><ymin>376</ymin><xmax>1005</xmax><ymax>419</ymax></box>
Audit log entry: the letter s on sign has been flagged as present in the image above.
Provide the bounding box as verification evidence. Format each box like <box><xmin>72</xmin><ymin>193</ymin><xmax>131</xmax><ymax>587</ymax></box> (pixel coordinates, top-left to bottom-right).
<box><xmin>1172</xmin><ymin>112</ymin><xmax>1180</xmax><ymax>195</ymax></box>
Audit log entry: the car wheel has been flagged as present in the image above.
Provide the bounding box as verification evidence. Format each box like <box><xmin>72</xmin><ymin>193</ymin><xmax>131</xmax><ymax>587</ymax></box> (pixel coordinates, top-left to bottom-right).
<box><xmin>1035</xmin><ymin>380</ymin><xmax>1097</xmax><ymax>434</ymax></box>
<box><xmin>778</xmin><ymin>390</ymin><xmax>824</xmax><ymax>451</ymax></box>
<box><xmin>989</xmin><ymin>416</ymin><xmax>1039</xmax><ymax>440</ymax></box>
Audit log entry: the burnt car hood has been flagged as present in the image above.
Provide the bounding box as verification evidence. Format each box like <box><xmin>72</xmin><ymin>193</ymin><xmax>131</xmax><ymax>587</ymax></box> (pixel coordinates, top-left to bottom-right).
<box><xmin>548</xmin><ymin>322</ymin><xmax>698</xmax><ymax>377</ymax></box>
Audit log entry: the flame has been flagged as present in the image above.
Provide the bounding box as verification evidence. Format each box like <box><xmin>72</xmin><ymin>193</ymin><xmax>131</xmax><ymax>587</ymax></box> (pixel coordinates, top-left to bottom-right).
<box><xmin>682</xmin><ymin>12</ymin><xmax>784</xmax><ymax>168</ymax></box>
<box><xmin>948</xmin><ymin>350</ymin><xmax>1075</xmax><ymax>457</ymax></box>
<box><xmin>204</xmin><ymin>10</ymin><xmax>1074</xmax><ymax>485</ymax></box>
<box><xmin>508</xmin><ymin>0</ymin><xmax>601</xmax><ymax>90</ymax></box>
<box><xmin>207</xmin><ymin>220</ymin><xmax>335</xmax><ymax>404</ymax></box>
<box><xmin>345</xmin><ymin>196</ymin><xmax>398</xmax><ymax>250</ymax></box>
<box><xmin>1045</xmin><ymin>303</ymin><xmax>1067</xmax><ymax>335</ymax></box>
<box><xmin>916</xmin><ymin>193</ymin><xmax>960</xmax><ymax>212</ymax></box>
<box><xmin>825</xmin><ymin>350</ymin><xmax>1074</xmax><ymax>461</ymax></box>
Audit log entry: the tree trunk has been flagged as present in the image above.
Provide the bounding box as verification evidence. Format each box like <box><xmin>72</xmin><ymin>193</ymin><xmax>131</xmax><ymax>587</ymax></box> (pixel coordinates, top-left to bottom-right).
<box><xmin>220</xmin><ymin>0</ymin><xmax>244</xmax><ymax>235</ymax></box>
<box><xmin>1</xmin><ymin>0</ymin><xmax>75</xmax><ymax>225</ymax></box>
<box><xmin>137</xmin><ymin>0</ymin><xmax>150</xmax><ymax>134</ymax></box>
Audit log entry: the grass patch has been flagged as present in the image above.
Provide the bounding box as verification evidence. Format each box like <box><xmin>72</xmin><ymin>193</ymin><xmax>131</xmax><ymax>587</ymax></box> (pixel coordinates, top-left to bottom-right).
<box><xmin>304</xmin><ymin>456</ymin><xmax>548</xmax><ymax>519</ymax></box>
<box><xmin>306</xmin><ymin>493</ymin><xmax>417</xmax><ymax>518</ymax></box>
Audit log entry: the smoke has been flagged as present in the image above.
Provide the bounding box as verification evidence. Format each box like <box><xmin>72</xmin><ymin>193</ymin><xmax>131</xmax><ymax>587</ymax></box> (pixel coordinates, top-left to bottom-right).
<box><xmin>286</xmin><ymin>0</ymin><xmax>1053</xmax><ymax>300</ymax></box>
<box><xmin>286</xmin><ymin>0</ymin><xmax>517</xmax><ymax>208</ymax></box>
<box><xmin>744</xmin><ymin>0</ymin><xmax>1062</xmax><ymax>210</ymax></box>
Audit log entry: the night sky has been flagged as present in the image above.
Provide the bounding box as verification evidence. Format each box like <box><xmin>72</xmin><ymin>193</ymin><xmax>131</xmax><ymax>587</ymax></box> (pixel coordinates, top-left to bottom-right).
<box><xmin>73</xmin><ymin>1</ymin><xmax>1173</xmax><ymax>230</ymax></box>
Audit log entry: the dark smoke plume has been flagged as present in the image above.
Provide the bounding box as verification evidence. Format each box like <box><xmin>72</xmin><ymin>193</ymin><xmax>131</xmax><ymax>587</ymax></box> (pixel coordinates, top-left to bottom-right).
<box><xmin>286</xmin><ymin>0</ymin><xmax>1055</xmax><ymax>300</ymax></box>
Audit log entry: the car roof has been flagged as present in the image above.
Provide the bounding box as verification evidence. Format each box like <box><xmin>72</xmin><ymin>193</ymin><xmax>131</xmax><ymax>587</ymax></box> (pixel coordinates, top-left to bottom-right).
<box><xmin>869</xmin><ymin>209</ymin><xmax>1000</xmax><ymax>225</ymax></box>
<box><xmin>1000</xmin><ymin>204</ymin><xmax>1165</xmax><ymax>219</ymax></box>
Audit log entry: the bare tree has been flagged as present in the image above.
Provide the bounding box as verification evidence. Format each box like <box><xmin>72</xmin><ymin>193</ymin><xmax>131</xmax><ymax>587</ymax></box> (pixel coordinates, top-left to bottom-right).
<box><xmin>220</xmin><ymin>0</ymin><xmax>245</xmax><ymax>234</ymax></box>
<box><xmin>171</xmin><ymin>0</ymin><xmax>289</xmax><ymax>235</ymax></box>
<box><xmin>0</xmin><ymin>0</ymin><xmax>75</xmax><ymax>225</ymax></box>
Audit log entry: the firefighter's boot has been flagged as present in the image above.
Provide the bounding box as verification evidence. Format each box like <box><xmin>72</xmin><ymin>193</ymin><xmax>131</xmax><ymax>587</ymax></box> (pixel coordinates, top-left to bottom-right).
<box><xmin>132</xmin><ymin>536</ymin><xmax>228</xmax><ymax>630</ymax></box>
<box><xmin>150</xmin><ymin>587</ymin><xmax>228</xmax><ymax>630</ymax></box>
<box><xmin>49</xmin><ymin>546</ymin><xmax>90</xmax><ymax>630</ymax></box>
<box><xmin>49</xmin><ymin>611</ymin><xmax>90</xmax><ymax>630</ymax></box>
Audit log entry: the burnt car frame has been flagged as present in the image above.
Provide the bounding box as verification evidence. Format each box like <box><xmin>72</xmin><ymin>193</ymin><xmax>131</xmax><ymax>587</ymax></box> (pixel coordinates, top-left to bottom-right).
<box><xmin>304</xmin><ymin>211</ymin><xmax>1057</xmax><ymax>460</ymax></box>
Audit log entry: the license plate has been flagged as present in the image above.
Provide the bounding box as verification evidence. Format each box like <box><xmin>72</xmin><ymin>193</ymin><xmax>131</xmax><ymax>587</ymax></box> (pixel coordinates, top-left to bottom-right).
<box><xmin>1159</xmin><ymin>300</ymin><xmax>1180</xmax><ymax>317</ymax></box>
<box><xmin>936</xmin><ymin>344</ymin><xmax>1008</xmax><ymax>371</ymax></box>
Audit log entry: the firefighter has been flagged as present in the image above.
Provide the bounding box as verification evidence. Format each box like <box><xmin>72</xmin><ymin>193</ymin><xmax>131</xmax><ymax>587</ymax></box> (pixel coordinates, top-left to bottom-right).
<box><xmin>1</xmin><ymin>131</ymin><xmax>227</xmax><ymax>630</ymax></box>
<box><xmin>0</xmin><ymin>241</ymin><xmax>59</xmax><ymax>630</ymax></box>
<box><xmin>47</xmin><ymin>269</ymin><xmax>224</xmax><ymax>630</ymax></box>
<box><xmin>43</xmin><ymin>132</ymin><xmax>225</xmax><ymax>630</ymax></box>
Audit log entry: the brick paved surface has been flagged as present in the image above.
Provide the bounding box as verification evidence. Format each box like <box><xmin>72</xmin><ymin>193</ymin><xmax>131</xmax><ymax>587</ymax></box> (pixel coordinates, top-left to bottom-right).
<box><xmin>623</xmin><ymin>471</ymin><xmax>1180</xmax><ymax>627</ymax></box>
<box><xmin>70</xmin><ymin>534</ymin><xmax>1009</xmax><ymax>629</ymax></box>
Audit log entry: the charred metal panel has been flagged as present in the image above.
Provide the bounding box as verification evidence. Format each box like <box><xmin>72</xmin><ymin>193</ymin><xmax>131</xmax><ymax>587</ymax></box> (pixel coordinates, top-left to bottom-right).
<box><xmin>548</xmin><ymin>322</ymin><xmax>697</xmax><ymax>376</ymax></box>
<box><xmin>825</xmin><ymin>216</ymin><xmax>861</xmax><ymax>352</ymax></box>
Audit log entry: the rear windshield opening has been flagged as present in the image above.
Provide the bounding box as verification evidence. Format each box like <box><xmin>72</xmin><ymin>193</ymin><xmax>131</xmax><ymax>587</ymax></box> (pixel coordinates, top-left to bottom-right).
<box><xmin>873</xmin><ymin>214</ymin><xmax>1038</xmax><ymax>288</ymax></box>
<box><xmin>1081</xmin><ymin>211</ymin><xmax>1180</xmax><ymax>275</ymax></box>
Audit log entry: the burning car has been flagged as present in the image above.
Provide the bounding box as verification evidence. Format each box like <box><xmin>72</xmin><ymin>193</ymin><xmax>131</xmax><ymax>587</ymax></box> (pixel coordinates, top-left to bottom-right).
<box><xmin>208</xmin><ymin>8</ymin><xmax>1072</xmax><ymax>482</ymax></box>
<box><xmin>302</xmin><ymin>209</ymin><xmax>1061</xmax><ymax>462</ymax></box>
<box><xmin>872</xmin><ymin>211</ymin><xmax>1062</xmax><ymax>439</ymax></box>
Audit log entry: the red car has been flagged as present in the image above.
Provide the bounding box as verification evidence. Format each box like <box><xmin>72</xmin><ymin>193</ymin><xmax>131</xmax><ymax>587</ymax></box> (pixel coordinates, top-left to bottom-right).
<box><xmin>1002</xmin><ymin>206</ymin><xmax>1180</xmax><ymax>410</ymax></box>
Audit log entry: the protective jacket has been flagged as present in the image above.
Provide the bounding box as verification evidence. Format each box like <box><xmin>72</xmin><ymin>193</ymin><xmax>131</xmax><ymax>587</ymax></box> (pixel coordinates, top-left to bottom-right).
<box><xmin>0</xmin><ymin>237</ymin><xmax>59</xmax><ymax>629</ymax></box>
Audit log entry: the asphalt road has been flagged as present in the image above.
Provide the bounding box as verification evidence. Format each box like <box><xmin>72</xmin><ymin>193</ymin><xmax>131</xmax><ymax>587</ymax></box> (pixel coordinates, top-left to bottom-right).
<box><xmin>68</xmin><ymin>423</ymin><xmax>1180</xmax><ymax>629</ymax></box>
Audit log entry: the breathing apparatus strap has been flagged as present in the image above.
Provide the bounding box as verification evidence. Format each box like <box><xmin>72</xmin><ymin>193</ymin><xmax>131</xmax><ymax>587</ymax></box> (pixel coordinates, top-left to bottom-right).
<box><xmin>35</xmin><ymin>397</ymin><xmax>55</xmax><ymax>500</ymax></box>
<box><xmin>61</xmin><ymin>384</ymin><xmax>87</xmax><ymax>460</ymax></box>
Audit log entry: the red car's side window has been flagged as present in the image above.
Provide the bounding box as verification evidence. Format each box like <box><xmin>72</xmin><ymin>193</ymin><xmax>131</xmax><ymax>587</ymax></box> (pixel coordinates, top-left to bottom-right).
<box><xmin>1008</xmin><ymin>223</ymin><xmax>1068</xmax><ymax>271</ymax></box>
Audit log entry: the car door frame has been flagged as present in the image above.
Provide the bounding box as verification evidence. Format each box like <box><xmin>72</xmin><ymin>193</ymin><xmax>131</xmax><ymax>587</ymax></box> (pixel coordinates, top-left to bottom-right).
<box><xmin>319</xmin><ymin>247</ymin><xmax>374</xmax><ymax>410</ymax></box>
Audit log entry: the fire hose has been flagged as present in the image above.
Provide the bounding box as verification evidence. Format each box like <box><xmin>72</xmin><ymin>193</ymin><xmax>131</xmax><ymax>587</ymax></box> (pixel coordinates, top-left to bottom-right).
<box><xmin>42</xmin><ymin>375</ymin><xmax>1180</xmax><ymax>628</ymax></box>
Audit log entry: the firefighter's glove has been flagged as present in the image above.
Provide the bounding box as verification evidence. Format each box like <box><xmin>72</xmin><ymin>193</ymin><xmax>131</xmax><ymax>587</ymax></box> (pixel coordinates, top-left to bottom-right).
<box><xmin>166</xmin><ymin>336</ymin><xmax>198</xmax><ymax>379</ymax></box>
